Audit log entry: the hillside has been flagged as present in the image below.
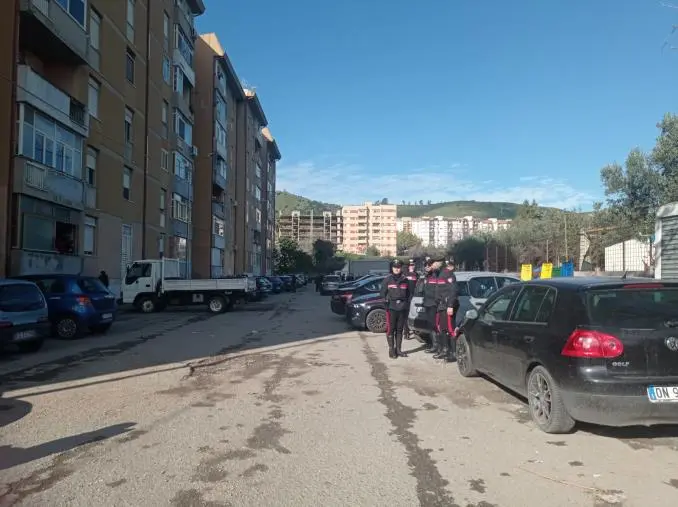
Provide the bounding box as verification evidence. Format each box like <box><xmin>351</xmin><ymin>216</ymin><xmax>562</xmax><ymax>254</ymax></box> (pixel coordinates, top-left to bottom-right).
<box><xmin>275</xmin><ymin>192</ymin><xmax>554</xmax><ymax>219</ymax></box>
<box><xmin>275</xmin><ymin>191</ymin><xmax>341</xmax><ymax>216</ymax></box>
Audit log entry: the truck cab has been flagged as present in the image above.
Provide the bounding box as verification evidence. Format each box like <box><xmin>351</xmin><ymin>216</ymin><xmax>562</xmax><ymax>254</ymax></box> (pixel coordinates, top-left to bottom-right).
<box><xmin>121</xmin><ymin>259</ymin><xmax>180</xmax><ymax>310</ymax></box>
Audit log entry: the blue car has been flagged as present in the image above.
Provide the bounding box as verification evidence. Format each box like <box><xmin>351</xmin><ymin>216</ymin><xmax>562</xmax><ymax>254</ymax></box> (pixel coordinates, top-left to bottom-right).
<box><xmin>13</xmin><ymin>274</ymin><xmax>118</xmax><ymax>339</ymax></box>
<box><xmin>0</xmin><ymin>279</ymin><xmax>50</xmax><ymax>353</ymax></box>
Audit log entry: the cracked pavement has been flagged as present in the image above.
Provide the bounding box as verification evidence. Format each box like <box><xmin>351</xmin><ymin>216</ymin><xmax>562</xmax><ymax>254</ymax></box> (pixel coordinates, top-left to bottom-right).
<box><xmin>1</xmin><ymin>290</ymin><xmax>678</xmax><ymax>506</ymax></box>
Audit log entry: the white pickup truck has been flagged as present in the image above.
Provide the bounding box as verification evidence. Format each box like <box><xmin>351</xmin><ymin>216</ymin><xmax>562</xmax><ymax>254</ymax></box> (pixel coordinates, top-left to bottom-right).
<box><xmin>121</xmin><ymin>258</ymin><xmax>256</xmax><ymax>313</ymax></box>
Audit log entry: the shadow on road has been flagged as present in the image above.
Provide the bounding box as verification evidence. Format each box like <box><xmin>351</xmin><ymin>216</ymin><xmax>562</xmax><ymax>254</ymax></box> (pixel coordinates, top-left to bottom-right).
<box><xmin>0</xmin><ymin>396</ymin><xmax>31</xmax><ymax>429</ymax></box>
<box><xmin>0</xmin><ymin>422</ymin><xmax>136</xmax><ymax>470</ymax></box>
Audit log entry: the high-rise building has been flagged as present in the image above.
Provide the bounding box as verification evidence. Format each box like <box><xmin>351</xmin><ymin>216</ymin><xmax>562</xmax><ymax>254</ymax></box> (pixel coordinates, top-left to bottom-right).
<box><xmin>397</xmin><ymin>216</ymin><xmax>512</xmax><ymax>247</ymax></box>
<box><xmin>276</xmin><ymin>210</ymin><xmax>343</xmax><ymax>253</ymax></box>
<box><xmin>341</xmin><ymin>202</ymin><xmax>397</xmax><ymax>256</ymax></box>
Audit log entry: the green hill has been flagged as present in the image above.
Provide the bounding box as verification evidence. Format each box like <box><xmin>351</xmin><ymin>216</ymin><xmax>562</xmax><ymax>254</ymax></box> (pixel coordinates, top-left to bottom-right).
<box><xmin>275</xmin><ymin>191</ymin><xmax>341</xmax><ymax>216</ymax></box>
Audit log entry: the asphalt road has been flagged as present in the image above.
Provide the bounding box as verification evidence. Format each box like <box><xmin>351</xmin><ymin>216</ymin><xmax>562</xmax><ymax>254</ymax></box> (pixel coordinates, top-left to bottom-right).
<box><xmin>1</xmin><ymin>289</ymin><xmax>678</xmax><ymax>506</ymax></box>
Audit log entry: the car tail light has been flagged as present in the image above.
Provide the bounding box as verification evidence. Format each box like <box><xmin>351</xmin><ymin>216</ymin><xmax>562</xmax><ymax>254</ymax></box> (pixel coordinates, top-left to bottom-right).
<box><xmin>76</xmin><ymin>296</ymin><xmax>92</xmax><ymax>306</ymax></box>
<box><xmin>0</xmin><ymin>321</ymin><xmax>12</xmax><ymax>328</ymax></box>
<box><xmin>561</xmin><ymin>329</ymin><xmax>624</xmax><ymax>359</ymax></box>
<box><xmin>343</xmin><ymin>294</ymin><xmax>353</xmax><ymax>302</ymax></box>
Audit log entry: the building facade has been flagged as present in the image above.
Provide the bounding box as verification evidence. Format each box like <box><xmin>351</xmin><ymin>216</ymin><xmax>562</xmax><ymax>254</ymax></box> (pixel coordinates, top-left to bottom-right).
<box><xmin>341</xmin><ymin>202</ymin><xmax>397</xmax><ymax>256</ymax></box>
<box><xmin>276</xmin><ymin>210</ymin><xmax>343</xmax><ymax>253</ymax></box>
<box><xmin>397</xmin><ymin>215</ymin><xmax>512</xmax><ymax>248</ymax></box>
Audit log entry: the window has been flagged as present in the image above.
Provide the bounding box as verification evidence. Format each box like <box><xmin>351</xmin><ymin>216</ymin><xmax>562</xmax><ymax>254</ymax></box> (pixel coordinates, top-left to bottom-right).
<box><xmin>163</xmin><ymin>12</ymin><xmax>170</xmax><ymax>48</ymax></box>
<box><xmin>215</xmin><ymin>157</ymin><xmax>227</xmax><ymax>178</ymax></box>
<box><xmin>497</xmin><ymin>277</ymin><xmax>519</xmax><ymax>289</ymax></box>
<box><xmin>216</xmin><ymin>67</ymin><xmax>226</xmax><ymax>91</ymax></box>
<box><xmin>55</xmin><ymin>0</ymin><xmax>85</xmax><ymax>26</ymax></box>
<box><xmin>511</xmin><ymin>286</ymin><xmax>555</xmax><ymax>323</ymax></box>
<box><xmin>479</xmin><ymin>287</ymin><xmax>520</xmax><ymax>323</ymax></box>
<box><xmin>76</xmin><ymin>277</ymin><xmax>108</xmax><ymax>293</ymax></box>
<box><xmin>88</xmin><ymin>78</ymin><xmax>99</xmax><ymax>118</ymax></box>
<box><xmin>173</xmin><ymin>110</ymin><xmax>192</xmax><ymax>144</ymax></box>
<box><xmin>174</xmin><ymin>26</ymin><xmax>193</xmax><ymax>66</ymax></box>
<box><xmin>172</xmin><ymin>193</ymin><xmax>191</xmax><ymax>223</ymax></box>
<box><xmin>173</xmin><ymin>66</ymin><xmax>184</xmax><ymax>94</ymax></box>
<box><xmin>174</xmin><ymin>152</ymin><xmax>192</xmax><ymax>181</ymax></box>
<box><xmin>467</xmin><ymin>277</ymin><xmax>498</xmax><ymax>299</ymax></box>
<box><xmin>254</xmin><ymin>186</ymin><xmax>261</xmax><ymax>200</ymax></box>
<box><xmin>212</xmin><ymin>216</ymin><xmax>224</xmax><ymax>236</ymax></box>
<box><xmin>124</xmin><ymin>108</ymin><xmax>134</xmax><ymax>143</ymax></box>
<box><xmin>89</xmin><ymin>9</ymin><xmax>101</xmax><ymax>68</ymax></box>
<box><xmin>83</xmin><ymin>216</ymin><xmax>96</xmax><ymax>255</ymax></box>
<box><xmin>161</xmin><ymin>100</ymin><xmax>168</xmax><ymax>138</ymax></box>
<box><xmin>19</xmin><ymin>106</ymin><xmax>83</xmax><ymax>178</ymax></box>
<box><xmin>126</xmin><ymin>49</ymin><xmax>135</xmax><ymax>83</ymax></box>
<box><xmin>216</xmin><ymin>96</ymin><xmax>226</xmax><ymax>124</ymax></box>
<box><xmin>0</xmin><ymin>283</ymin><xmax>45</xmax><ymax>313</ymax></box>
<box><xmin>126</xmin><ymin>0</ymin><xmax>135</xmax><ymax>42</ymax></box>
<box><xmin>22</xmin><ymin>216</ymin><xmax>78</xmax><ymax>254</ymax></box>
<box><xmin>123</xmin><ymin>167</ymin><xmax>131</xmax><ymax>200</ymax></box>
<box><xmin>162</xmin><ymin>57</ymin><xmax>171</xmax><ymax>84</ymax></box>
<box><xmin>255</xmin><ymin>163</ymin><xmax>261</xmax><ymax>178</ymax></box>
<box><xmin>160</xmin><ymin>188</ymin><xmax>166</xmax><ymax>228</ymax></box>
<box><xmin>216</xmin><ymin>123</ymin><xmax>226</xmax><ymax>151</ymax></box>
<box><xmin>255</xmin><ymin>209</ymin><xmax>262</xmax><ymax>225</ymax></box>
<box><xmin>161</xmin><ymin>149</ymin><xmax>169</xmax><ymax>171</ymax></box>
<box><xmin>86</xmin><ymin>147</ymin><xmax>97</xmax><ymax>186</ymax></box>
<box><xmin>158</xmin><ymin>233</ymin><xmax>165</xmax><ymax>256</ymax></box>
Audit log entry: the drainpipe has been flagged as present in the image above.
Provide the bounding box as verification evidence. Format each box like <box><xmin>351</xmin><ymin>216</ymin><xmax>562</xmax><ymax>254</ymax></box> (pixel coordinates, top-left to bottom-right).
<box><xmin>141</xmin><ymin>0</ymin><xmax>152</xmax><ymax>258</ymax></box>
<box><xmin>5</xmin><ymin>0</ymin><xmax>19</xmax><ymax>277</ymax></box>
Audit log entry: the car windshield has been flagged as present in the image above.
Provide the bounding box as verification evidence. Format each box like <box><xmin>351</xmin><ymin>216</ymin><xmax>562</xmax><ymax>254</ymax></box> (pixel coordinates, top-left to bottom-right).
<box><xmin>324</xmin><ymin>276</ymin><xmax>339</xmax><ymax>282</ymax></box>
<box><xmin>0</xmin><ymin>283</ymin><xmax>44</xmax><ymax>312</ymax></box>
<box><xmin>586</xmin><ymin>286</ymin><xmax>678</xmax><ymax>328</ymax></box>
<box><xmin>77</xmin><ymin>277</ymin><xmax>109</xmax><ymax>293</ymax></box>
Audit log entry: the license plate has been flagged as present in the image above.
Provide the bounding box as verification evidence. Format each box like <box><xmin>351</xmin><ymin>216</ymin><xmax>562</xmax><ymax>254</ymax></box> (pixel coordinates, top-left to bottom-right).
<box><xmin>102</xmin><ymin>313</ymin><xmax>113</xmax><ymax>319</ymax></box>
<box><xmin>14</xmin><ymin>330</ymin><xmax>36</xmax><ymax>340</ymax></box>
<box><xmin>647</xmin><ymin>385</ymin><xmax>678</xmax><ymax>403</ymax></box>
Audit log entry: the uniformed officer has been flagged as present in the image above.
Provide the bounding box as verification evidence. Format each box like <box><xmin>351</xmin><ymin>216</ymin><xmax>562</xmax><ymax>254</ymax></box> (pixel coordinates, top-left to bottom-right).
<box><xmin>422</xmin><ymin>257</ymin><xmax>444</xmax><ymax>354</ymax></box>
<box><xmin>434</xmin><ymin>256</ymin><xmax>459</xmax><ymax>362</ymax></box>
<box><xmin>380</xmin><ymin>259</ymin><xmax>412</xmax><ymax>359</ymax></box>
<box><xmin>402</xmin><ymin>259</ymin><xmax>418</xmax><ymax>340</ymax></box>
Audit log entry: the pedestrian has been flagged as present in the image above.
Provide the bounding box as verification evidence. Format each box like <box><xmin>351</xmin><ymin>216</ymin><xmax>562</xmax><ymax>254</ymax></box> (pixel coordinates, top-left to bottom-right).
<box><xmin>380</xmin><ymin>259</ymin><xmax>412</xmax><ymax>359</ymax></box>
<box><xmin>402</xmin><ymin>259</ymin><xmax>418</xmax><ymax>340</ymax></box>
<box><xmin>290</xmin><ymin>274</ymin><xmax>297</xmax><ymax>292</ymax></box>
<box><xmin>433</xmin><ymin>257</ymin><xmax>459</xmax><ymax>362</ymax></box>
<box><xmin>99</xmin><ymin>270</ymin><xmax>109</xmax><ymax>288</ymax></box>
<box><xmin>315</xmin><ymin>275</ymin><xmax>322</xmax><ymax>292</ymax></box>
<box><xmin>421</xmin><ymin>258</ymin><xmax>441</xmax><ymax>355</ymax></box>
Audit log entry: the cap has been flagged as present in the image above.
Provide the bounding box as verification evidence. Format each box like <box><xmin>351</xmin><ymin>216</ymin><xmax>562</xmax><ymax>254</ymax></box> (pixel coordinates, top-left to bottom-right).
<box><xmin>430</xmin><ymin>255</ymin><xmax>445</xmax><ymax>263</ymax></box>
<box><xmin>408</xmin><ymin>259</ymin><xmax>415</xmax><ymax>265</ymax></box>
<box><xmin>446</xmin><ymin>256</ymin><xmax>455</xmax><ymax>265</ymax></box>
<box><xmin>392</xmin><ymin>259</ymin><xmax>404</xmax><ymax>268</ymax></box>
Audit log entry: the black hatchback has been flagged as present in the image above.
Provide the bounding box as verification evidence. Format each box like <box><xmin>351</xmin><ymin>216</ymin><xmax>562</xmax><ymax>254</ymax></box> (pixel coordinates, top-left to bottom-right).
<box><xmin>456</xmin><ymin>277</ymin><xmax>678</xmax><ymax>433</ymax></box>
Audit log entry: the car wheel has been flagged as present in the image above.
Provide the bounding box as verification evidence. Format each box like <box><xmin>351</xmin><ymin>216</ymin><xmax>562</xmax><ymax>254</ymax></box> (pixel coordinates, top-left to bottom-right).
<box><xmin>91</xmin><ymin>323</ymin><xmax>112</xmax><ymax>334</ymax></box>
<box><xmin>208</xmin><ymin>295</ymin><xmax>226</xmax><ymax>314</ymax></box>
<box><xmin>56</xmin><ymin>316</ymin><xmax>83</xmax><ymax>340</ymax></box>
<box><xmin>17</xmin><ymin>339</ymin><xmax>44</xmax><ymax>353</ymax></box>
<box><xmin>527</xmin><ymin>366</ymin><xmax>575</xmax><ymax>434</ymax></box>
<box><xmin>455</xmin><ymin>334</ymin><xmax>478</xmax><ymax>377</ymax></box>
<box><xmin>365</xmin><ymin>309</ymin><xmax>387</xmax><ymax>333</ymax></box>
<box><xmin>138</xmin><ymin>297</ymin><xmax>156</xmax><ymax>313</ymax></box>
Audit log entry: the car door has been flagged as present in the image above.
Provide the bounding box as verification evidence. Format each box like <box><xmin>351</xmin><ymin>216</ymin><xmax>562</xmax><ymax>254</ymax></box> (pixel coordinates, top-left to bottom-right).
<box><xmin>495</xmin><ymin>285</ymin><xmax>556</xmax><ymax>392</ymax></box>
<box><xmin>467</xmin><ymin>285</ymin><xmax>521</xmax><ymax>372</ymax></box>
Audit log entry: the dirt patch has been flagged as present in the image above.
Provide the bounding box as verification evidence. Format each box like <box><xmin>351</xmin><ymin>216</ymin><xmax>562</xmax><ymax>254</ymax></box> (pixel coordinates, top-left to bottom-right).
<box><xmin>422</xmin><ymin>403</ymin><xmax>438</xmax><ymax>411</ymax></box>
<box><xmin>241</xmin><ymin>464</ymin><xmax>269</xmax><ymax>478</ymax></box>
<box><xmin>170</xmin><ymin>488</ymin><xmax>231</xmax><ymax>507</ymax></box>
<box><xmin>546</xmin><ymin>441</ymin><xmax>567</xmax><ymax>447</ymax></box>
<box><xmin>568</xmin><ymin>460</ymin><xmax>584</xmax><ymax>467</ymax></box>
<box><xmin>116</xmin><ymin>430</ymin><xmax>147</xmax><ymax>443</ymax></box>
<box><xmin>469</xmin><ymin>478</ymin><xmax>486</xmax><ymax>494</ymax></box>
<box><xmin>106</xmin><ymin>479</ymin><xmax>127</xmax><ymax>488</ymax></box>
<box><xmin>302</xmin><ymin>390</ymin><xmax>321</xmax><ymax>396</ymax></box>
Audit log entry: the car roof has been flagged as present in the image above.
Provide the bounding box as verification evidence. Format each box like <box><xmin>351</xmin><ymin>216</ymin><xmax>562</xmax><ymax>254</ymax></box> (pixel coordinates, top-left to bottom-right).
<box><xmin>13</xmin><ymin>273</ymin><xmax>87</xmax><ymax>279</ymax></box>
<box><xmin>454</xmin><ymin>271</ymin><xmax>520</xmax><ymax>282</ymax></box>
<box><xmin>522</xmin><ymin>276</ymin><xmax>673</xmax><ymax>290</ymax></box>
<box><xmin>0</xmin><ymin>278</ymin><xmax>40</xmax><ymax>286</ymax></box>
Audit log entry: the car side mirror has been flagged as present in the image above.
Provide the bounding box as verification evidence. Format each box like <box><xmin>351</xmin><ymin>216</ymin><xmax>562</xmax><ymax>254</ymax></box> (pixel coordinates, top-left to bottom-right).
<box><xmin>465</xmin><ymin>309</ymin><xmax>479</xmax><ymax>320</ymax></box>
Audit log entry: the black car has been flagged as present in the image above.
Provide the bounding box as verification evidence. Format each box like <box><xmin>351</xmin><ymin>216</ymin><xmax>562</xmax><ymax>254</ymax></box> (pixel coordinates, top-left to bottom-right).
<box><xmin>345</xmin><ymin>292</ymin><xmax>387</xmax><ymax>333</ymax></box>
<box><xmin>330</xmin><ymin>276</ymin><xmax>385</xmax><ymax>315</ymax></box>
<box><xmin>456</xmin><ymin>277</ymin><xmax>678</xmax><ymax>433</ymax></box>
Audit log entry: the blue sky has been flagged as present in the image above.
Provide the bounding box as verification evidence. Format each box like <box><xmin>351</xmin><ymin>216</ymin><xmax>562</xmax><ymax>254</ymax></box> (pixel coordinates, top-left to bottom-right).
<box><xmin>197</xmin><ymin>0</ymin><xmax>678</xmax><ymax>210</ymax></box>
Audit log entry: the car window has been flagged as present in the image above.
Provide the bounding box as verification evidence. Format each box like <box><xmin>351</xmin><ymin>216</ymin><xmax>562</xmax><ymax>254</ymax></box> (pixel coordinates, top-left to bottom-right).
<box><xmin>364</xmin><ymin>281</ymin><xmax>381</xmax><ymax>292</ymax></box>
<box><xmin>77</xmin><ymin>277</ymin><xmax>108</xmax><ymax>293</ymax></box>
<box><xmin>457</xmin><ymin>281</ymin><xmax>469</xmax><ymax>296</ymax></box>
<box><xmin>496</xmin><ymin>277</ymin><xmax>519</xmax><ymax>288</ymax></box>
<box><xmin>586</xmin><ymin>286</ymin><xmax>678</xmax><ymax>328</ymax></box>
<box><xmin>468</xmin><ymin>277</ymin><xmax>497</xmax><ymax>299</ymax></box>
<box><xmin>511</xmin><ymin>286</ymin><xmax>555</xmax><ymax>323</ymax></box>
<box><xmin>479</xmin><ymin>286</ymin><xmax>520</xmax><ymax>323</ymax></box>
<box><xmin>0</xmin><ymin>283</ymin><xmax>45</xmax><ymax>312</ymax></box>
<box><xmin>32</xmin><ymin>278</ymin><xmax>67</xmax><ymax>294</ymax></box>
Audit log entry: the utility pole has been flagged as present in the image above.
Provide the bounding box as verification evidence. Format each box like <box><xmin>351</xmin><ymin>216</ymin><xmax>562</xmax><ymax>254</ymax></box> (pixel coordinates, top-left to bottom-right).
<box><xmin>546</xmin><ymin>239</ymin><xmax>549</xmax><ymax>262</ymax></box>
<box><xmin>564</xmin><ymin>212</ymin><xmax>569</xmax><ymax>261</ymax></box>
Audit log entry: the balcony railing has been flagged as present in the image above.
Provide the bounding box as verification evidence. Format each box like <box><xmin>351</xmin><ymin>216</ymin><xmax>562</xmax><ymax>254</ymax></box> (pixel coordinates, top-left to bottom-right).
<box><xmin>212</xmin><ymin>201</ymin><xmax>225</xmax><ymax>218</ymax></box>
<box><xmin>21</xmin><ymin>159</ymin><xmax>84</xmax><ymax>210</ymax></box>
<box><xmin>17</xmin><ymin>65</ymin><xmax>89</xmax><ymax>136</ymax></box>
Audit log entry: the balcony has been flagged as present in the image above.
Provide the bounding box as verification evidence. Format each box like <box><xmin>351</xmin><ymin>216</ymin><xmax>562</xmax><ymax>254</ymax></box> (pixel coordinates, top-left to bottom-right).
<box><xmin>213</xmin><ymin>234</ymin><xmax>225</xmax><ymax>250</ymax></box>
<box><xmin>14</xmin><ymin>157</ymin><xmax>85</xmax><ymax>210</ymax></box>
<box><xmin>212</xmin><ymin>167</ymin><xmax>226</xmax><ymax>190</ymax></box>
<box><xmin>17</xmin><ymin>65</ymin><xmax>89</xmax><ymax>137</ymax></box>
<box><xmin>174</xmin><ymin>5</ymin><xmax>196</xmax><ymax>48</ymax></box>
<box><xmin>212</xmin><ymin>201</ymin><xmax>225</xmax><ymax>219</ymax></box>
<box><xmin>173</xmin><ymin>48</ymin><xmax>195</xmax><ymax>86</ymax></box>
<box><xmin>11</xmin><ymin>249</ymin><xmax>83</xmax><ymax>276</ymax></box>
<box><xmin>173</xmin><ymin>175</ymin><xmax>192</xmax><ymax>201</ymax></box>
<box><xmin>173</xmin><ymin>134</ymin><xmax>193</xmax><ymax>160</ymax></box>
<box><xmin>19</xmin><ymin>0</ymin><xmax>89</xmax><ymax>64</ymax></box>
<box><xmin>171</xmin><ymin>91</ymin><xmax>193</xmax><ymax>122</ymax></box>
<box><xmin>214</xmin><ymin>71</ymin><xmax>227</xmax><ymax>98</ymax></box>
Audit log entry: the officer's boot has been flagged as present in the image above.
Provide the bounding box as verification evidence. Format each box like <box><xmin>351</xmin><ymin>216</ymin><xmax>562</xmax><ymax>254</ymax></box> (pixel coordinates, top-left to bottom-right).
<box><xmin>395</xmin><ymin>333</ymin><xmax>407</xmax><ymax>358</ymax></box>
<box><xmin>433</xmin><ymin>335</ymin><xmax>449</xmax><ymax>359</ymax></box>
<box><xmin>446</xmin><ymin>337</ymin><xmax>457</xmax><ymax>362</ymax></box>
<box><xmin>425</xmin><ymin>332</ymin><xmax>438</xmax><ymax>354</ymax></box>
<box><xmin>387</xmin><ymin>334</ymin><xmax>396</xmax><ymax>359</ymax></box>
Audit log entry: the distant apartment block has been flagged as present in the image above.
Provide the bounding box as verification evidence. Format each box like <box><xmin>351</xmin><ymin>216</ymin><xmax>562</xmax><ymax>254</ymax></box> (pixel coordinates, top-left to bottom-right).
<box><xmin>276</xmin><ymin>210</ymin><xmax>343</xmax><ymax>253</ymax></box>
<box><xmin>397</xmin><ymin>216</ymin><xmax>512</xmax><ymax>248</ymax></box>
<box><xmin>342</xmin><ymin>203</ymin><xmax>397</xmax><ymax>256</ymax></box>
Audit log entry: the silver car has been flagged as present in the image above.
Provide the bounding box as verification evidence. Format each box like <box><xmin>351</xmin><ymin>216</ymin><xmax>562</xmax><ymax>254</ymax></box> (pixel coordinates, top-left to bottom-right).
<box><xmin>320</xmin><ymin>275</ymin><xmax>341</xmax><ymax>295</ymax></box>
<box><xmin>407</xmin><ymin>271</ymin><xmax>520</xmax><ymax>341</ymax></box>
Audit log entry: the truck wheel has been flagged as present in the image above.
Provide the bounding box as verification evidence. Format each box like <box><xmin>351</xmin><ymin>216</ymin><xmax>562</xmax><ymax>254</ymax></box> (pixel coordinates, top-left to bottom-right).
<box><xmin>208</xmin><ymin>295</ymin><xmax>226</xmax><ymax>314</ymax></box>
<box><xmin>138</xmin><ymin>297</ymin><xmax>156</xmax><ymax>313</ymax></box>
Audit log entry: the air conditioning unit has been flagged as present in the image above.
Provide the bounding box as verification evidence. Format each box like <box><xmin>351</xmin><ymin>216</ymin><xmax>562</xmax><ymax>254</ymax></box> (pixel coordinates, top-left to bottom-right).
<box><xmin>191</xmin><ymin>145</ymin><xmax>198</xmax><ymax>157</ymax></box>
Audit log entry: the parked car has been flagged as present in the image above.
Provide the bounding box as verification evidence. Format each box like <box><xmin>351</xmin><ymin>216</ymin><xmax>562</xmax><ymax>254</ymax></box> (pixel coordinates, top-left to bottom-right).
<box><xmin>267</xmin><ymin>276</ymin><xmax>284</xmax><ymax>293</ymax></box>
<box><xmin>278</xmin><ymin>275</ymin><xmax>294</xmax><ymax>292</ymax></box>
<box><xmin>330</xmin><ymin>276</ymin><xmax>386</xmax><ymax>315</ymax></box>
<box><xmin>345</xmin><ymin>292</ymin><xmax>387</xmax><ymax>333</ymax></box>
<box><xmin>407</xmin><ymin>271</ymin><xmax>520</xmax><ymax>341</ymax></box>
<box><xmin>247</xmin><ymin>277</ymin><xmax>272</xmax><ymax>302</ymax></box>
<box><xmin>321</xmin><ymin>275</ymin><xmax>342</xmax><ymax>295</ymax></box>
<box><xmin>456</xmin><ymin>277</ymin><xmax>678</xmax><ymax>433</ymax></box>
<box><xmin>0</xmin><ymin>279</ymin><xmax>50</xmax><ymax>353</ymax></box>
<box><xmin>13</xmin><ymin>274</ymin><xmax>118</xmax><ymax>339</ymax></box>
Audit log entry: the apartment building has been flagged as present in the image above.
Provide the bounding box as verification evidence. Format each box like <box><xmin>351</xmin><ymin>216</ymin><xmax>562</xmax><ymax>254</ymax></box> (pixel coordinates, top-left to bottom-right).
<box><xmin>341</xmin><ymin>202</ymin><xmax>397</xmax><ymax>256</ymax></box>
<box><xmin>397</xmin><ymin>215</ymin><xmax>512</xmax><ymax>247</ymax></box>
<box><xmin>234</xmin><ymin>89</ymin><xmax>280</xmax><ymax>275</ymax></box>
<box><xmin>276</xmin><ymin>210</ymin><xmax>343</xmax><ymax>253</ymax></box>
<box><xmin>1</xmin><ymin>0</ymin><xmax>204</xmax><ymax>293</ymax></box>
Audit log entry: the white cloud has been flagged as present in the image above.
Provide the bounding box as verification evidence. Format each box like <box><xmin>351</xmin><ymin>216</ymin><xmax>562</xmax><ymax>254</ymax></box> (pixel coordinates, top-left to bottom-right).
<box><xmin>276</xmin><ymin>161</ymin><xmax>599</xmax><ymax>210</ymax></box>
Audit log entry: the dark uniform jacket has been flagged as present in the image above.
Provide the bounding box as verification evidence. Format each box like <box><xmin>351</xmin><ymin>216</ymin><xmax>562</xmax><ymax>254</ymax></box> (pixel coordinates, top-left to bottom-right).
<box><xmin>422</xmin><ymin>269</ymin><xmax>438</xmax><ymax>307</ymax></box>
<box><xmin>404</xmin><ymin>270</ymin><xmax>419</xmax><ymax>296</ymax></box>
<box><xmin>436</xmin><ymin>266</ymin><xmax>459</xmax><ymax>312</ymax></box>
<box><xmin>380</xmin><ymin>273</ymin><xmax>412</xmax><ymax>312</ymax></box>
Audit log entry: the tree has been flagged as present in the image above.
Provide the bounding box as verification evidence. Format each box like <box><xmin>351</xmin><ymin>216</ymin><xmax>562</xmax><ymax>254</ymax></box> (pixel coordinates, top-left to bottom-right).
<box><xmin>365</xmin><ymin>245</ymin><xmax>381</xmax><ymax>257</ymax></box>
<box><xmin>449</xmin><ymin>237</ymin><xmax>487</xmax><ymax>270</ymax></box>
<box><xmin>427</xmin><ymin>200</ymin><xmax>432</xmax><ymax>205</ymax></box>
<box><xmin>274</xmin><ymin>238</ymin><xmax>314</xmax><ymax>273</ymax></box>
<box><xmin>418</xmin><ymin>200</ymin><xmax>424</xmax><ymax>206</ymax></box>
<box><xmin>653</xmin><ymin>113</ymin><xmax>678</xmax><ymax>202</ymax></box>
<box><xmin>312</xmin><ymin>239</ymin><xmax>345</xmax><ymax>273</ymax></box>
<box><xmin>396</xmin><ymin>231</ymin><xmax>422</xmax><ymax>255</ymax></box>
<box><xmin>380</xmin><ymin>198</ymin><xmax>389</xmax><ymax>205</ymax></box>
